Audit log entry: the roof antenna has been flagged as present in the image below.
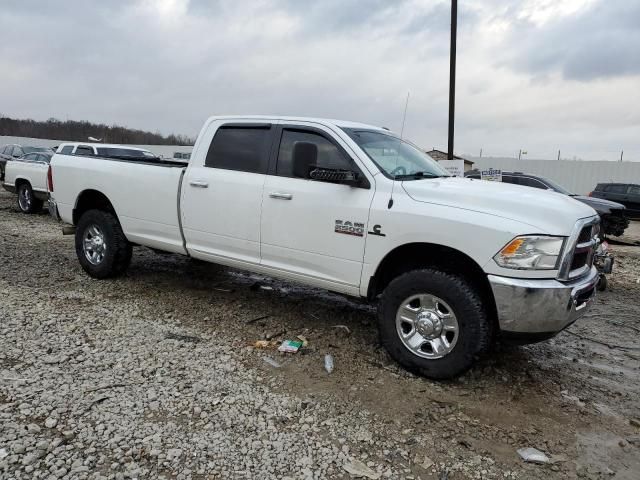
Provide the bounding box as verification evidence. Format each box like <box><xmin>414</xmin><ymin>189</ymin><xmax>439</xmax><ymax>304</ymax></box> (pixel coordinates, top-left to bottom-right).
<box><xmin>389</xmin><ymin>91</ymin><xmax>410</xmax><ymax>209</ymax></box>
<box><xmin>400</xmin><ymin>91</ymin><xmax>410</xmax><ymax>140</ymax></box>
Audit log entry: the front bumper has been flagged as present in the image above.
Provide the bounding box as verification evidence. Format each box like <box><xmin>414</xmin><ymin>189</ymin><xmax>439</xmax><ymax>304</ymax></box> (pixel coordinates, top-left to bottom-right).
<box><xmin>488</xmin><ymin>266</ymin><xmax>598</xmax><ymax>339</ymax></box>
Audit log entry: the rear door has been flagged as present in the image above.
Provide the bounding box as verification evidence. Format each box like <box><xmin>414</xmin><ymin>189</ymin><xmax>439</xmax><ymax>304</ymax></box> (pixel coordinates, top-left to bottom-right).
<box><xmin>602</xmin><ymin>184</ymin><xmax>628</xmax><ymax>204</ymax></box>
<box><xmin>259</xmin><ymin>123</ymin><xmax>374</xmax><ymax>293</ymax></box>
<box><xmin>624</xmin><ymin>185</ymin><xmax>640</xmax><ymax>216</ymax></box>
<box><xmin>181</xmin><ymin>120</ymin><xmax>274</xmax><ymax>266</ymax></box>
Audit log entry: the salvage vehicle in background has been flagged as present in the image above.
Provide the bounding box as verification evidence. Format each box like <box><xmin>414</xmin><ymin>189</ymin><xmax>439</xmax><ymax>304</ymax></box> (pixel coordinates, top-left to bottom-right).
<box><xmin>48</xmin><ymin>116</ymin><xmax>600</xmax><ymax>379</ymax></box>
<box><xmin>2</xmin><ymin>151</ymin><xmax>53</xmax><ymax>213</ymax></box>
<box><xmin>465</xmin><ymin>170</ymin><xmax>629</xmax><ymax>237</ymax></box>
<box><xmin>590</xmin><ymin>183</ymin><xmax>640</xmax><ymax>219</ymax></box>
<box><xmin>55</xmin><ymin>143</ymin><xmax>157</xmax><ymax>160</ymax></box>
<box><xmin>0</xmin><ymin>144</ymin><xmax>53</xmax><ymax>181</ymax></box>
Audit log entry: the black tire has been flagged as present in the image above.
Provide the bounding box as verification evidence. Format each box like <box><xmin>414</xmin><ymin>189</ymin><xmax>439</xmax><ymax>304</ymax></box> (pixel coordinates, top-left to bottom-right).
<box><xmin>75</xmin><ymin>209</ymin><xmax>132</xmax><ymax>279</ymax></box>
<box><xmin>17</xmin><ymin>183</ymin><xmax>43</xmax><ymax>214</ymax></box>
<box><xmin>597</xmin><ymin>274</ymin><xmax>608</xmax><ymax>292</ymax></box>
<box><xmin>378</xmin><ymin>268</ymin><xmax>492</xmax><ymax>380</ymax></box>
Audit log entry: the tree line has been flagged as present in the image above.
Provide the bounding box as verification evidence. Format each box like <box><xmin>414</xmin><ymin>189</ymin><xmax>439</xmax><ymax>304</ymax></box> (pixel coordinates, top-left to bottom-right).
<box><xmin>0</xmin><ymin>116</ymin><xmax>194</xmax><ymax>145</ymax></box>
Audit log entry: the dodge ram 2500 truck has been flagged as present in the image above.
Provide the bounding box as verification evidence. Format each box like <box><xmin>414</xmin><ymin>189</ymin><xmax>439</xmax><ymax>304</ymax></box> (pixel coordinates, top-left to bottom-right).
<box><xmin>48</xmin><ymin>116</ymin><xmax>600</xmax><ymax>379</ymax></box>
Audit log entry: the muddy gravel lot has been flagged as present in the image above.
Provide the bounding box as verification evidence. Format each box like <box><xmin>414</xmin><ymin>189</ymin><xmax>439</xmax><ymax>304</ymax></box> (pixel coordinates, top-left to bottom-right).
<box><xmin>1</xmin><ymin>189</ymin><xmax>639</xmax><ymax>480</ymax></box>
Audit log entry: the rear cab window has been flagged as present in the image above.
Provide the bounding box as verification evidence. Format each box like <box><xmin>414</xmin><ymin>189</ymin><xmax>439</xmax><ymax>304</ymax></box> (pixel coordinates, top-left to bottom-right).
<box><xmin>205</xmin><ymin>124</ymin><xmax>272</xmax><ymax>174</ymax></box>
<box><xmin>60</xmin><ymin>145</ymin><xmax>74</xmax><ymax>155</ymax></box>
<box><xmin>75</xmin><ymin>146</ymin><xmax>95</xmax><ymax>156</ymax></box>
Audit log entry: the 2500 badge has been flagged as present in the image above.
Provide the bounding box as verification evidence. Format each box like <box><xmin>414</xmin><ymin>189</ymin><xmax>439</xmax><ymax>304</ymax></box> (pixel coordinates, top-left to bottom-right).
<box><xmin>335</xmin><ymin>220</ymin><xmax>365</xmax><ymax>237</ymax></box>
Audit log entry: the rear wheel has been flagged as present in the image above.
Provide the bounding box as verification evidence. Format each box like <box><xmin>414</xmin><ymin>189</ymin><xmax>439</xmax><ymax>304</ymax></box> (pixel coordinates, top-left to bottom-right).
<box><xmin>75</xmin><ymin>209</ymin><xmax>132</xmax><ymax>278</ymax></box>
<box><xmin>17</xmin><ymin>183</ymin><xmax>43</xmax><ymax>214</ymax></box>
<box><xmin>378</xmin><ymin>268</ymin><xmax>491</xmax><ymax>380</ymax></box>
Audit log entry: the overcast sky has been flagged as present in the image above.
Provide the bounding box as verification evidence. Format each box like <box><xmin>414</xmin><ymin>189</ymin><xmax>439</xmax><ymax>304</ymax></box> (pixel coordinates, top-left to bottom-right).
<box><xmin>1</xmin><ymin>0</ymin><xmax>638</xmax><ymax>160</ymax></box>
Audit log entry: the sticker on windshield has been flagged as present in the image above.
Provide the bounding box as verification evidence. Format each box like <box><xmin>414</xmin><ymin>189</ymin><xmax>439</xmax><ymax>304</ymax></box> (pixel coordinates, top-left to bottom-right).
<box><xmin>335</xmin><ymin>220</ymin><xmax>364</xmax><ymax>237</ymax></box>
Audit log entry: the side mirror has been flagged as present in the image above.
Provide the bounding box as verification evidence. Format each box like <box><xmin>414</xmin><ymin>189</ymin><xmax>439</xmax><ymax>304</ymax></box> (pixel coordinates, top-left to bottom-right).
<box><xmin>292</xmin><ymin>141</ymin><xmax>362</xmax><ymax>187</ymax></box>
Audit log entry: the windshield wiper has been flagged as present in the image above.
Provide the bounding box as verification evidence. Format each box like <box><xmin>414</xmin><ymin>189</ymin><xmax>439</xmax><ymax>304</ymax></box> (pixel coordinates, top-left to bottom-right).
<box><xmin>394</xmin><ymin>171</ymin><xmax>442</xmax><ymax>180</ymax></box>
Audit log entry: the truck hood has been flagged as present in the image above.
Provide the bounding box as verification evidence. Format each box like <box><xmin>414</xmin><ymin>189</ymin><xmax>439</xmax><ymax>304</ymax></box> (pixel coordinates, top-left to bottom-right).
<box><xmin>402</xmin><ymin>177</ymin><xmax>597</xmax><ymax>235</ymax></box>
<box><xmin>571</xmin><ymin>195</ymin><xmax>625</xmax><ymax>214</ymax></box>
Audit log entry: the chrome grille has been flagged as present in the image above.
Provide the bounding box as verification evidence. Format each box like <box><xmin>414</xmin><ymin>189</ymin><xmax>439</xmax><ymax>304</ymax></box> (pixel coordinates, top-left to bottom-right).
<box><xmin>558</xmin><ymin>217</ymin><xmax>599</xmax><ymax>281</ymax></box>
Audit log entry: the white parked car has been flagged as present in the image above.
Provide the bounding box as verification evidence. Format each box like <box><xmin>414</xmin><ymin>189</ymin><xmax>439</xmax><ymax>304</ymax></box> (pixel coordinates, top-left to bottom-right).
<box><xmin>2</xmin><ymin>150</ymin><xmax>53</xmax><ymax>213</ymax></box>
<box><xmin>48</xmin><ymin>116</ymin><xmax>600</xmax><ymax>379</ymax></box>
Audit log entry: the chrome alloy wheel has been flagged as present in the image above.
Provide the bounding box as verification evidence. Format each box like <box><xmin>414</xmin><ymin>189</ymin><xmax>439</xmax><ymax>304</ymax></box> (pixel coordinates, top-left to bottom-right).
<box><xmin>18</xmin><ymin>186</ymin><xmax>32</xmax><ymax>211</ymax></box>
<box><xmin>83</xmin><ymin>225</ymin><xmax>107</xmax><ymax>265</ymax></box>
<box><xmin>395</xmin><ymin>294</ymin><xmax>459</xmax><ymax>359</ymax></box>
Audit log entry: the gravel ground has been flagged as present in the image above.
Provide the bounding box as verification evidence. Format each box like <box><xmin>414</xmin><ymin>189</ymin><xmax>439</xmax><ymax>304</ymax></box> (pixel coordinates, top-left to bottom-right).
<box><xmin>1</xmin><ymin>189</ymin><xmax>639</xmax><ymax>480</ymax></box>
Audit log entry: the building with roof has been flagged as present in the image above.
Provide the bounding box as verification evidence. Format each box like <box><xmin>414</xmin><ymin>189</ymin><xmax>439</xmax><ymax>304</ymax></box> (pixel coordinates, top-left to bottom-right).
<box><xmin>426</xmin><ymin>149</ymin><xmax>475</xmax><ymax>172</ymax></box>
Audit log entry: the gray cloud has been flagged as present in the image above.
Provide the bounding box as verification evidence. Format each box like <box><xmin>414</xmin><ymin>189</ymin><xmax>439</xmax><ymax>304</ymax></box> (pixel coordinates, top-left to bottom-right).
<box><xmin>0</xmin><ymin>0</ymin><xmax>637</xmax><ymax>161</ymax></box>
<box><xmin>504</xmin><ymin>2</ymin><xmax>640</xmax><ymax>80</ymax></box>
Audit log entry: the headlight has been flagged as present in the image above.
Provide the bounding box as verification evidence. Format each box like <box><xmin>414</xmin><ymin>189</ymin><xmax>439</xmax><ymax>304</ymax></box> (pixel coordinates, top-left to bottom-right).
<box><xmin>494</xmin><ymin>236</ymin><xmax>565</xmax><ymax>270</ymax></box>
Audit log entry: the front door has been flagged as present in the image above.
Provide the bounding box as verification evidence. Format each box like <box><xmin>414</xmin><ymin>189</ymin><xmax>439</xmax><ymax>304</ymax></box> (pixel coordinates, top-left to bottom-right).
<box><xmin>182</xmin><ymin>121</ymin><xmax>274</xmax><ymax>265</ymax></box>
<box><xmin>260</xmin><ymin>124</ymin><xmax>374</xmax><ymax>293</ymax></box>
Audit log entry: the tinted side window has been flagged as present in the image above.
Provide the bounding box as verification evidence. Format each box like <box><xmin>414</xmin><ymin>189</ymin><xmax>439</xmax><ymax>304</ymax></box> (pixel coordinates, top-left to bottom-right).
<box><xmin>205</xmin><ymin>126</ymin><xmax>271</xmax><ymax>173</ymax></box>
<box><xmin>605</xmin><ymin>185</ymin><xmax>627</xmax><ymax>194</ymax></box>
<box><xmin>501</xmin><ymin>175</ymin><xmax>517</xmax><ymax>185</ymax></box>
<box><xmin>60</xmin><ymin>146</ymin><xmax>74</xmax><ymax>154</ymax></box>
<box><xmin>519</xmin><ymin>177</ymin><xmax>547</xmax><ymax>189</ymax></box>
<box><xmin>75</xmin><ymin>146</ymin><xmax>94</xmax><ymax>156</ymax></box>
<box><xmin>276</xmin><ymin>129</ymin><xmax>352</xmax><ymax>178</ymax></box>
<box><xmin>628</xmin><ymin>186</ymin><xmax>640</xmax><ymax>195</ymax></box>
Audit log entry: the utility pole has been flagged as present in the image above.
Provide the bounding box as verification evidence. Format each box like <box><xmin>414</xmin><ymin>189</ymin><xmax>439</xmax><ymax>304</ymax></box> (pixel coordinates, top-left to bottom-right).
<box><xmin>479</xmin><ymin>148</ymin><xmax>482</xmax><ymax>158</ymax></box>
<box><xmin>518</xmin><ymin>149</ymin><xmax>522</xmax><ymax>161</ymax></box>
<box><xmin>447</xmin><ymin>0</ymin><xmax>457</xmax><ymax>160</ymax></box>
<box><xmin>620</xmin><ymin>150</ymin><xmax>624</xmax><ymax>162</ymax></box>
<box><xmin>557</xmin><ymin>150</ymin><xmax>560</xmax><ymax>161</ymax></box>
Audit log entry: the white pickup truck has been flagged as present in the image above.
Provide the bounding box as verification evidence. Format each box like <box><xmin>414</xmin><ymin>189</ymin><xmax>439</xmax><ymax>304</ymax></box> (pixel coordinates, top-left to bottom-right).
<box><xmin>49</xmin><ymin>116</ymin><xmax>600</xmax><ymax>379</ymax></box>
<box><xmin>3</xmin><ymin>150</ymin><xmax>53</xmax><ymax>213</ymax></box>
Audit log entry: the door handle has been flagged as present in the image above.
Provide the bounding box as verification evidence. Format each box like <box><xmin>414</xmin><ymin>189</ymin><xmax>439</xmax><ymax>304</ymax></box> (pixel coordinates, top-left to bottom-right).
<box><xmin>269</xmin><ymin>192</ymin><xmax>293</xmax><ymax>200</ymax></box>
<box><xmin>189</xmin><ymin>180</ymin><xmax>209</xmax><ymax>188</ymax></box>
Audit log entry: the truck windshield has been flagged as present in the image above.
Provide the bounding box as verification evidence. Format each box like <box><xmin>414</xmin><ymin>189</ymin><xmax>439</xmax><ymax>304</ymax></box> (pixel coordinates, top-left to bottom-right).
<box><xmin>543</xmin><ymin>177</ymin><xmax>573</xmax><ymax>196</ymax></box>
<box><xmin>342</xmin><ymin>128</ymin><xmax>449</xmax><ymax>179</ymax></box>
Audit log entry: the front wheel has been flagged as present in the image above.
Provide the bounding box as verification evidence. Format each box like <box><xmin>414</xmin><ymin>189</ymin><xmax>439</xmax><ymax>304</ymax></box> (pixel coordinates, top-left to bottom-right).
<box><xmin>75</xmin><ymin>209</ymin><xmax>132</xmax><ymax>279</ymax></box>
<box><xmin>378</xmin><ymin>268</ymin><xmax>492</xmax><ymax>380</ymax></box>
<box><xmin>17</xmin><ymin>183</ymin><xmax>43</xmax><ymax>214</ymax></box>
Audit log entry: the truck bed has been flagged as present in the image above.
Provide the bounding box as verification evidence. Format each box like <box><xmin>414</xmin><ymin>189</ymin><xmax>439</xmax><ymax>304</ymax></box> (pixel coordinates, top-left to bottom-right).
<box><xmin>51</xmin><ymin>153</ymin><xmax>187</xmax><ymax>254</ymax></box>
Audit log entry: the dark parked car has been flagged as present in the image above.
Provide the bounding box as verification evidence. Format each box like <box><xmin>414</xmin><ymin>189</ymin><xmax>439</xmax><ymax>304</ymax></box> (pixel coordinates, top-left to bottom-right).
<box><xmin>590</xmin><ymin>183</ymin><xmax>640</xmax><ymax>219</ymax></box>
<box><xmin>0</xmin><ymin>144</ymin><xmax>53</xmax><ymax>180</ymax></box>
<box><xmin>465</xmin><ymin>171</ymin><xmax>629</xmax><ymax>237</ymax></box>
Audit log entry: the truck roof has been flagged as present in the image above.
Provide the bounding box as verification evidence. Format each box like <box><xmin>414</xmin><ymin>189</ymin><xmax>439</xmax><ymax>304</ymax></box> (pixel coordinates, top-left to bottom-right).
<box><xmin>205</xmin><ymin>115</ymin><xmax>391</xmax><ymax>132</ymax></box>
